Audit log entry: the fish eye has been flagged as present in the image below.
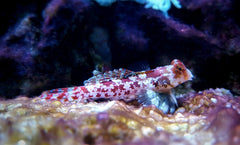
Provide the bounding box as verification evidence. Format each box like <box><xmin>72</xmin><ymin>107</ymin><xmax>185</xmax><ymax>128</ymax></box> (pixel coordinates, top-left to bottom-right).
<box><xmin>176</xmin><ymin>65</ymin><xmax>185</xmax><ymax>72</ymax></box>
<box><xmin>179</xmin><ymin>67</ymin><xmax>184</xmax><ymax>72</ymax></box>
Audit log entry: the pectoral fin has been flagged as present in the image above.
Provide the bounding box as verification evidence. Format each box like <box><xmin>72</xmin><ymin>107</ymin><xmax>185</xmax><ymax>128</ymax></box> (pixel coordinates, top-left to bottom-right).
<box><xmin>137</xmin><ymin>89</ymin><xmax>177</xmax><ymax>114</ymax></box>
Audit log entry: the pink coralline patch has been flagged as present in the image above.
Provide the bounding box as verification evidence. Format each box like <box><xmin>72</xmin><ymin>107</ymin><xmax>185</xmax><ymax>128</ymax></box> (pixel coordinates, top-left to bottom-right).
<box><xmin>179</xmin><ymin>88</ymin><xmax>240</xmax><ymax>115</ymax></box>
<box><xmin>177</xmin><ymin>88</ymin><xmax>240</xmax><ymax>144</ymax></box>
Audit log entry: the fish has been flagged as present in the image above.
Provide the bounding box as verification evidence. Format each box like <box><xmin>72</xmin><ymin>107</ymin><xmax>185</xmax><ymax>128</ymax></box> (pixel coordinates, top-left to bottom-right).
<box><xmin>40</xmin><ymin>59</ymin><xmax>193</xmax><ymax>113</ymax></box>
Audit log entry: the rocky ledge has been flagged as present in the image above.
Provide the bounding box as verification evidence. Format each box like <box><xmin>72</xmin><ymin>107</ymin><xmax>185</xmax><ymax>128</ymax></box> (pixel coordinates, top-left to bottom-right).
<box><xmin>0</xmin><ymin>88</ymin><xmax>239</xmax><ymax>145</ymax></box>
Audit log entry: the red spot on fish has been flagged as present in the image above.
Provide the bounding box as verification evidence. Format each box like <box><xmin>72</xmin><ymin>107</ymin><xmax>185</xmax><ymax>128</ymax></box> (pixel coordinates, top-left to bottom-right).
<box><xmin>133</xmin><ymin>82</ymin><xmax>140</xmax><ymax>88</ymax></box>
<box><xmin>130</xmin><ymin>84</ymin><xmax>135</xmax><ymax>89</ymax></box>
<box><xmin>101</xmin><ymin>88</ymin><xmax>108</xmax><ymax>92</ymax></box>
<box><xmin>88</xmin><ymin>95</ymin><xmax>93</xmax><ymax>98</ymax></box>
<box><xmin>144</xmin><ymin>70</ymin><xmax>154</xmax><ymax>76</ymax></box>
<box><xmin>73</xmin><ymin>87</ymin><xmax>78</xmax><ymax>91</ymax></box>
<box><xmin>96</xmin><ymin>93</ymin><xmax>101</xmax><ymax>97</ymax></box>
<box><xmin>103</xmin><ymin>82</ymin><xmax>112</xmax><ymax>87</ymax></box>
<box><xmin>111</xmin><ymin>86</ymin><xmax>118</xmax><ymax>92</ymax></box>
<box><xmin>57</xmin><ymin>93</ymin><xmax>65</xmax><ymax>100</ymax></box>
<box><xmin>119</xmin><ymin>85</ymin><xmax>125</xmax><ymax>91</ymax></box>
<box><xmin>72</xmin><ymin>96</ymin><xmax>78</xmax><ymax>100</ymax></box>
<box><xmin>124</xmin><ymin>90</ymin><xmax>130</xmax><ymax>95</ymax></box>
<box><xmin>81</xmin><ymin>94</ymin><xmax>85</xmax><ymax>98</ymax></box>
<box><xmin>73</xmin><ymin>91</ymin><xmax>79</xmax><ymax>95</ymax></box>
<box><xmin>105</xmin><ymin>93</ymin><xmax>110</xmax><ymax>97</ymax></box>
<box><xmin>81</xmin><ymin>87</ymin><xmax>89</xmax><ymax>93</ymax></box>
<box><xmin>45</xmin><ymin>94</ymin><xmax>53</xmax><ymax>100</ymax></box>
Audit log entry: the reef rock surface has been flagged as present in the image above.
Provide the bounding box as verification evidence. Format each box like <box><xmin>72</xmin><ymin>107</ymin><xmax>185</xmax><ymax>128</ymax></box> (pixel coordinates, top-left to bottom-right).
<box><xmin>0</xmin><ymin>88</ymin><xmax>239</xmax><ymax>145</ymax></box>
<box><xmin>1</xmin><ymin>0</ymin><xmax>240</xmax><ymax>98</ymax></box>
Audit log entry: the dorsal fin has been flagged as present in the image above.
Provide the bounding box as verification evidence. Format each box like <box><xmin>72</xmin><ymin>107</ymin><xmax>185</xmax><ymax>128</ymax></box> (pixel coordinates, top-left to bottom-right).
<box><xmin>84</xmin><ymin>68</ymin><xmax>136</xmax><ymax>86</ymax></box>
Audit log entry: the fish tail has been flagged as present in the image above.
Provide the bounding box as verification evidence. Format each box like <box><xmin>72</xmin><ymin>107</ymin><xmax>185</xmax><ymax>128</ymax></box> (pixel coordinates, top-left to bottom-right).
<box><xmin>39</xmin><ymin>86</ymin><xmax>85</xmax><ymax>102</ymax></box>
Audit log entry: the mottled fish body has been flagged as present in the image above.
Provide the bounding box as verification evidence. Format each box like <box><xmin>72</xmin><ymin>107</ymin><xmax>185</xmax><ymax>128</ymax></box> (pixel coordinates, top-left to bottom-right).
<box><xmin>40</xmin><ymin>59</ymin><xmax>193</xmax><ymax>112</ymax></box>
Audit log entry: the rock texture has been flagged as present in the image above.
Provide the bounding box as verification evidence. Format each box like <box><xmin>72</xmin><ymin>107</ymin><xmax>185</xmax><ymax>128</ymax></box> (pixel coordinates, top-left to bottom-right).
<box><xmin>0</xmin><ymin>88</ymin><xmax>239</xmax><ymax>145</ymax></box>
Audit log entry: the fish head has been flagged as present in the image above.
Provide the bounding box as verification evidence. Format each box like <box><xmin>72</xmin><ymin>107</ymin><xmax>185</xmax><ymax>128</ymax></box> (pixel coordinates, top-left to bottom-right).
<box><xmin>169</xmin><ymin>59</ymin><xmax>193</xmax><ymax>87</ymax></box>
<box><xmin>151</xmin><ymin>59</ymin><xmax>193</xmax><ymax>93</ymax></box>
